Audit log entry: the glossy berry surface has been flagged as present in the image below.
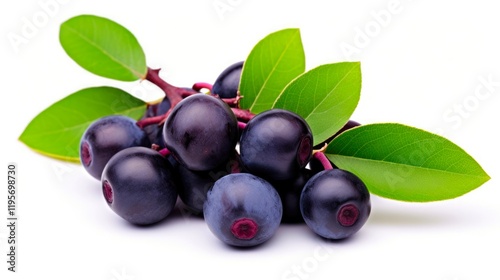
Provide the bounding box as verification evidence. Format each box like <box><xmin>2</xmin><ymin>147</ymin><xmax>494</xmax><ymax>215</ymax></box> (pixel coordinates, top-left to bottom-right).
<box><xmin>300</xmin><ymin>169</ymin><xmax>371</xmax><ymax>240</ymax></box>
<box><xmin>176</xmin><ymin>152</ymin><xmax>243</xmax><ymax>215</ymax></box>
<box><xmin>143</xmin><ymin>97</ymin><xmax>171</xmax><ymax>147</ymax></box>
<box><xmin>101</xmin><ymin>147</ymin><xmax>178</xmax><ymax>225</ymax></box>
<box><xmin>163</xmin><ymin>94</ymin><xmax>238</xmax><ymax>171</ymax></box>
<box><xmin>143</xmin><ymin>88</ymin><xmax>198</xmax><ymax>147</ymax></box>
<box><xmin>212</xmin><ymin>61</ymin><xmax>243</xmax><ymax>98</ymax></box>
<box><xmin>80</xmin><ymin>115</ymin><xmax>150</xmax><ymax>180</ymax></box>
<box><xmin>176</xmin><ymin>166</ymin><xmax>216</xmax><ymax>216</ymax></box>
<box><xmin>240</xmin><ymin>109</ymin><xmax>313</xmax><ymax>181</ymax></box>
<box><xmin>203</xmin><ymin>173</ymin><xmax>282</xmax><ymax>247</ymax></box>
<box><xmin>273</xmin><ymin>168</ymin><xmax>313</xmax><ymax>224</ymax></box>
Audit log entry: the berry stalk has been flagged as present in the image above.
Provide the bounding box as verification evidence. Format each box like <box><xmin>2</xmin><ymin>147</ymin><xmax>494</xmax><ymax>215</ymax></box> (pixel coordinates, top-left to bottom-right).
<box><xmin>136</xmin><ymin>114</ymin><xmax>167</xmax><ymax>128</ymax></box>
<box><xmin>192</xmin><ymin>82</ymin><xmax>213</xmax><ymax>92</ymax></box>
<box><xmin>151</xmin><ymin>144</ymin><xmax>171</xmax><ymax>157</ymax></box>
<box><xmin>136</xmin><ymin>68</ymin><xmax>184</xmax><ymax>128</ymax></box>
<box><xmin>137</xmin><ymin>68</ymin><xmax>255</xmax><ymax>128</ymax></box>
<box><xmin>190</xmin><ymin>82</ymin><xmax>243</xmax><ymax>108</ymax></box>
<box><xmin>145</xmin><ymin>68</ymin><xmax>184</xmax><ymax>105</ymax></box>
<box><xmin>232</xmin><ymin>108</ymin><xmax>255</xmax><ymax>122</ymax></box>
<box><xmin>312</xmin><ymin>151</ymin><xmax>334</xmax><ymax>170</ymax></box>
<box><xmin>158</xmin><ymin>148</ymin><xmax>170</xmax><ymax>157</ymax></box>
<box><xmin>238</xmin><ymin>121</ymin><xmax>247</xmax><ymax>130</ymax></box>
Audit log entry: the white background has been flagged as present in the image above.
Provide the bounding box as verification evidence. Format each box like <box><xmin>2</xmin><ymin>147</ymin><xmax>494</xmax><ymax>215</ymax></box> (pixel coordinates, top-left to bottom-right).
<box><xmin>1</xmin><ymin>0</ymin><xmax>500</xmax><ymax>279</ymax></box>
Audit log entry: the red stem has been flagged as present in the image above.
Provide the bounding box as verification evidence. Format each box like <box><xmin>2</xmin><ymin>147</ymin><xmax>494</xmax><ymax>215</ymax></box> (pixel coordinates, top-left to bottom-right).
<box><xmin>183</xmin><ymin>86</ymin><xmax>241</xmax><ymax>108</ymax></box>
<box><xmin>231</xmin><ymin>108</ymin><xmax>255</xmax><ymax>122</ymax></box>
<box><xmin>221</xmin><ymin>96</ymin><xmax>241</xmax><ymax>108</ymax></box>
<box><xmin>138</xmin><ymin>68</ymin><xmax>255</xmax><ymax>128</ymax></box>
<box><xmin>137</xmin><ymin>68</ymin><xmax>186</xmax><ymax>128</ymax></box>
<box><xmin>159</xmin><ymin>148</ymin><xmax>171</xmax><ymax>157</ymax></box>
<box><xmin>313</xmin><ymin>152</ymin><xmax>333</xmax><ymax>170</ymax></box>
<box><xmin>192</xmin><ymin>82</ymin><xmax>213</xmax><ymax>92</ymax></box>
<box><xmin>145</xmin><ymin>68</ymin><xmax>183</xmax><ymax>105</ymax></box>
<box><xmin>136</xmin><ymin>112</ymin><xmax>170</xmax><ymax>129</ymax></box>
<box><xmin>137</xmin><ymin>96</ymin><xmax>254</xmax><ymax>128</ymax></box>
<box><xmin>180</xmin><ymin>89</ymin><xmax>200</xmax><ymax>98</ymax></box>
<box><xmin>238</xmin><ymin>121</ymin><xmax>247</xmax><ymax>130</ymax></box>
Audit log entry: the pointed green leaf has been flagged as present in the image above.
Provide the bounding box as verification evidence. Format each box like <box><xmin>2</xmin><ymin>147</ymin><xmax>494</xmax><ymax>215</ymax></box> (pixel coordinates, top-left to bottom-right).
<box><xmin>60</xmin><ymin>15</ymin><xmax>147</xmax><ymax>81</ymax></box>
<box><xmin>326</xmin><ymin>123</ymin><xmax>490</xmax><ymax>202</ymax></box>
<box><xmin>19</xmin><ymin>87</ymin><xmax>147</xmax><ymax>162</ymax></box>
<box><xmin>273</xmin><ymin>62</ymin><xmax>361</xmax><ymax>146</ymax></box>
<box><xmin>239</xmin><ymin>28</ymin><xmax>305</xmax><ymax>113</ymax></box>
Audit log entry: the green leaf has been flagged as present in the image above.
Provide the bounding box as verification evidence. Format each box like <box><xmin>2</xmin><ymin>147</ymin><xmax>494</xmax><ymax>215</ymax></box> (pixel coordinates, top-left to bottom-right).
<box><xmin>19</xmin><ymin>87</ymin><xmax>146</xmax><ymax>162</ymax></box>
<box><xmin>59</xmin><ymin>15</ymin><xmax>147</xmax><ymax>81</ymax></box>
<box><xmin>273</xmin><ymin>62</ymin><xmax>361</xmax><ymax>146</ymax></box>
<box><xmin>239</xmin><ymin>28</ymin><xmax>305</xmax><ymax>113</ymax></box>
<box><xmin>326</xmin><ymin>123</ymin><xmax>490</xmax><ymax>202</ymax></box>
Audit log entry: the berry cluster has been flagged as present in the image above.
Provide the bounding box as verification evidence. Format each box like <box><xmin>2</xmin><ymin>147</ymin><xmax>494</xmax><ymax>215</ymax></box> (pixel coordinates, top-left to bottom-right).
<box><xmin>79</xmin><ymin>62</ymin><xmax>371</xmax><ymax>247</ymax></box>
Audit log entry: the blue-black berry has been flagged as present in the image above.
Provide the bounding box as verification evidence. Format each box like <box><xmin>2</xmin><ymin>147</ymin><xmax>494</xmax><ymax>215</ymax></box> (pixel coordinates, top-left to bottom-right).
<box><xmin>80</xmin><ymin>115</ymin><xmax>150</xmax><ymax>180</ymax></box>
<box><xmin>101</xmin><ymin>147</ymin><xmax>178</xmax><ymax>225</ymax></box>
<box><xmin>203</xmin><ymin>173</ymin><xmax>282</xmax><ymax>247</ymax></box>
<box><xmin>300</xmin><ymin>169</ymin><xmax>371</xmax><ymax>239</ymax></box>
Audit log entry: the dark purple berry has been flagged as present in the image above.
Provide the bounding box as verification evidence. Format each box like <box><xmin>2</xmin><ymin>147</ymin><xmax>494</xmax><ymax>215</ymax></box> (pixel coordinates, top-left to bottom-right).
<box><xmin>142</xmin><ymin>97</ymin><xmax>171</xmax><ymax>147</ymax></box>
<box><xmin>273</xmin><ymin>168</ymin><xmax>313</xmax><ymax>224</ymax></box>
<box><xmin>163</xmin><ymin>94</ymin><xmax>238</xmax><ymax>171</ymax></box>
<box><xmin>101</xmin><ymin>147</ymin><xmax>178</xmax><ymax>225</ymax></box>
<box><xmin>300</xmin><ymin>169</ymin><xmax>370</xmax><ymax>240</ymax></box>
<box><xmin>142</xmin><ymin>88</ymin><xmax>199</xmax><ymax>147</ymax></box>
<box><xmin>79</xmin><ymin>115</ymin><xmax>150</xmax><ymax>180</ymax></box>
<box><xmin>176</xmin><ymin>152</ymin><xmax>243</xmax><ymax>215</ymax></box>
<box><xmin>203</xmin><ymin>173</ymin><xmax>282</xmax><ymax>247</ymax></box>
<box><xmin>145</xmin><ymin>96</ymin><xmax>172</xmax><ymax>118</ymax></box>
<box><xmin>212</xmin><ymin>61</ymin><xmax>243</xmax><ymax>98</ymax></box>
<box><xmin>240</xmin><ymin>109</ymin><xmax>313</xmax><ymax>181</ymax></box>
